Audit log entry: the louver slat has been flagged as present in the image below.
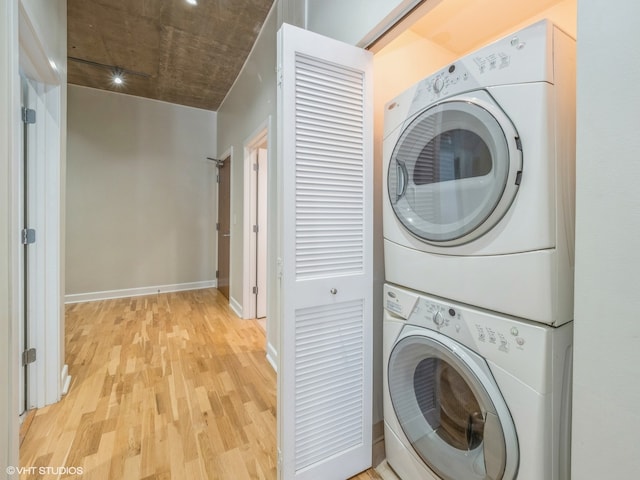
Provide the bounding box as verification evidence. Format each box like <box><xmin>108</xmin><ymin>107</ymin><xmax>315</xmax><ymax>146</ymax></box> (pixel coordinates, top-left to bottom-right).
<box><xmin>294</xmin><ymin>300</ymin><xmax>365</xmax><ymax>471</ymax></box>
<box><xmin>294</xmin><ymin>54</ymin><xmax>365</xmax><ymax>279</ymax></box>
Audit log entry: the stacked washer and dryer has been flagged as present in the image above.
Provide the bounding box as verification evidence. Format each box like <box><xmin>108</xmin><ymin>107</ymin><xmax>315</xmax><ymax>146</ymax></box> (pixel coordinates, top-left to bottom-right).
<box><xmin>382</xmin><ymin>21</ymin><xmax>576</xmax><ymax>480</ymax></box>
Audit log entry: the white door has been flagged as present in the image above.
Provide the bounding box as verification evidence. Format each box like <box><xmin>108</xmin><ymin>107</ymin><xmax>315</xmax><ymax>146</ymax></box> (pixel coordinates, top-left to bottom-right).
<box><xmin>277</xmin><ymin>23</ymin><xmax>373</xmax><ymax>480</ymax></box>
<box><xmin>18</xmin><ymin>74</ymin><xmax>27</xmax><ymax>416</ymax></box>
<box><xmin>256</xmin><ymin>147</ymin><xmax>268</xmax><ymax>319</ymax></box>
<box><xmin>19</xmin><ymin>74</ymin><xmax>40</xmax><ymax>415</ymax></box>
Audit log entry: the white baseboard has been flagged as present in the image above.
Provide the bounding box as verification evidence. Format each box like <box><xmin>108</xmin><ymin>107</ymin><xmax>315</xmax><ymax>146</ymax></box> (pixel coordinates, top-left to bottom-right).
<box><xmin>65</xmin><ymin>280</ymin><xmax>217</xmax><ymax>304</ymax></box>
<box><xmin>229</xmin><ymin>296</ymin><xmax>243</xmax><ymax>318</ymax></box>
<box><xmin>60</xmin><ymin>364</ymin><xmax>71</xmax><ymax>396</ymax></box>
<box><xmin>266</xmin><ymin>341</ymin><xmax>278</xmax><ymax>372</ymax></box>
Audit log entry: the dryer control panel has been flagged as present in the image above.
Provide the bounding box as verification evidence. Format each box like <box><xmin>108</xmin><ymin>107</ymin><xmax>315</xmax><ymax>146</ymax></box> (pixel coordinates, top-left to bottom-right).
<box><xmin>387</xmin><ymin>20</ymin><xmax>556</xmax><ymax>129</ymax></box>
<box><xmin>411</xmin><ymin>62</ymin><xmax>477</xmax><ymax>105</ymax></box>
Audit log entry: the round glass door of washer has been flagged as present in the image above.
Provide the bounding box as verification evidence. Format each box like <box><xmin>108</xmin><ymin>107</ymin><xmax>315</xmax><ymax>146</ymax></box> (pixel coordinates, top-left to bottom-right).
<box><xmin>388</xmin><ymin>332</ymin><xmax>519</xmax><ymax>480</ymax></box>
<box><xmin>387</xmin><ymin>95</ymin><xmax>521</xmax><ymax>246</ymax></box>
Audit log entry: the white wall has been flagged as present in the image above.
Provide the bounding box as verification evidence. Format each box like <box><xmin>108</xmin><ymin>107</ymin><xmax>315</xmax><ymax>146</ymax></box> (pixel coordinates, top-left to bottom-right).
<box><xmin>572</xmin><ymin>2</ymin><xmax>640</xmax><ymax>477</ymax></box>
<box><xmin>65</xmin><ymin>86</ymin><xmax>217</xmax><ymax>297</ymax></box>
<box><xmin>216</xmin><ymin>3</ymin><xmax>279</xmax><ymax>357</ymax></box>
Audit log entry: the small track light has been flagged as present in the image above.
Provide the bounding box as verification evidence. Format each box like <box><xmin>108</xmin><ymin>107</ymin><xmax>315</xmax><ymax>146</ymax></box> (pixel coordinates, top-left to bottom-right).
<box><xmin>112</xmin><ymin>68</ymin><xmax>125</xmax><ymax>86</ymax></box>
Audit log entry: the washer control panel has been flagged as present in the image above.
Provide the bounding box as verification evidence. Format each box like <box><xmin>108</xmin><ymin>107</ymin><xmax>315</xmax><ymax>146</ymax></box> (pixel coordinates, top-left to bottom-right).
<box><xmin>384</xmin><ymin>283</ymin><xmax>572</xmax><ymax>394</ymax></box>
<box><xmin>384</xmin><ymin>284</ymin><xmax>534</xmax><ymax>356</ymax></box>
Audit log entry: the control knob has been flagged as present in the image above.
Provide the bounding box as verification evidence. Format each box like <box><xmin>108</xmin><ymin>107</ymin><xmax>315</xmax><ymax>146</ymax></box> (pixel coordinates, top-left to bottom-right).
<box><xmin>433</xmin><ymin>311</ymin><xmax>445</xmax><ymax>326</ymax></box>
<box><xmin>433</xmin><ymin>77</ymin><xmax>445</xmax><ymax>93</ymax></box>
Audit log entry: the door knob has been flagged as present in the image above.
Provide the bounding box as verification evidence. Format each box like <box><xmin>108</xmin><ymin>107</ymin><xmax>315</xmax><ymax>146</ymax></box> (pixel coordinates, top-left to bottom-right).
<box><xmin>330</xmin><ymin>288</ymin><xmax>337</xmax><ymax>295</ymax></box>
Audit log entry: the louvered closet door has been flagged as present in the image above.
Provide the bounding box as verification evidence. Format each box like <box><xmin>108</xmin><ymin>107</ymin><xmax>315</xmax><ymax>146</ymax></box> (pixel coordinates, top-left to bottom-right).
<box><xmin>277</xmin><ymin>24</ymin><xmax>373</xmax><ymax>480</ymax></box>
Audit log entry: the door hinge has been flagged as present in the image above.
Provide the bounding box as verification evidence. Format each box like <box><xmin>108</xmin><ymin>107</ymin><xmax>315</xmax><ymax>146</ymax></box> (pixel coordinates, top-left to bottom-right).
<box><xmin>216</xmin><ymin>174</ymin><xmax>220</xmax><ymax>183</ymax></box>
<box><xmin>253</xmin><ymin>163</ymin><xmax>259</xmax><ymax>171</ymax></box>
<box><xmin>252</xmin><ymin>286</ymin><xmax>258</xmax><ymax>295</ymax></box>
<box><xmin>22</xmin><ymin>348</ymin><xmax>36</xmax><ymax>366</ymax></box>
<box><xmin>215</xmin><ymin>270</ymin><xmax>219</xmax><ymax>279</ymax></box>
<box><xmin>21</xmin><ymin>228</ymin><xmax>36</xmax><ymax>245</ymax></box>
<box><xmin>216</xmin><ymin>222</ymin><xmax>220</xmax><ymax>231</ymax></box>
<box><xmin>21</xmin><ymin>107</ymin><xmax>36</xmax><ymax>124</ymax></box>
<box><xmin>253</xmin><ymin>224</ymin><xmax>259</xmax><ymax>233</ymax></box>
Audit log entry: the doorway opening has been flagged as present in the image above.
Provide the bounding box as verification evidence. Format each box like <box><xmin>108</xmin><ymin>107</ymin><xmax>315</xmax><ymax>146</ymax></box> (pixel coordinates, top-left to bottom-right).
<box><xmin>243</xmin><ymin>124</ymin><xmax>269</xmax><ymax>323</ymax></box>
<box><xmin>216</xmin><ymin>154</ymin><xmax>232</xmax><ymax>300</ymax></box>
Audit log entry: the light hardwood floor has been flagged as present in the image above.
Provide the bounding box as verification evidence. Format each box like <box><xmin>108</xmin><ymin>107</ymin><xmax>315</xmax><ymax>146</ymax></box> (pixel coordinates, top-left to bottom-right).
<box><xmin>20</xmin><ymin>289</ymin><xmax>380</xmax><ymax>479</ymax></box>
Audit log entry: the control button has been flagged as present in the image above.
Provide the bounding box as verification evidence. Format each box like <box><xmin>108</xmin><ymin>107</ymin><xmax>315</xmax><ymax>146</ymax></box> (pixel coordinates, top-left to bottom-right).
<box><xmin>448</xmin><ymin>64</ymin><xmax>456</xmax><ymax>73</ymax></box>
<box><xmin>487</xmin><ymin>329</ymin><xmax>496</xmax><ymax>344</ymax></box>
<box><xmin>516</xmin><ymin>337</ymin><xmax>525</xmax><ymax>346</ymax></box>
<box><xmin>476</xmin><ymin>325</ymin><xmax>485</xmax><ymax>342</ymax></box>
<box><xmin>455</xmin><ymin>324</ymin><xmax>461</xmax><ymax>333</ymax></box>
<box><xmin>433</xmin><ymin>311</ymin><xmax>445</xmax><ymax>326</ymax></box>
<box><xmin>433</xmin><ymin>77</ymin><xmax>445</xmax><ymax>93</ymax></box>
<box><xmin>510</xmin><ymin>37</ymin><xmax>519</xmax><ymax>47</ymax></box>
<box><xmin>510</xmin><ymin>327</ymin><xmax>519</xmax><ymax>336</ymax></box>
<box><xmin>448</xmin><ymin>308</ymin><xmax>456</xmax><ymax>317</ymax></box>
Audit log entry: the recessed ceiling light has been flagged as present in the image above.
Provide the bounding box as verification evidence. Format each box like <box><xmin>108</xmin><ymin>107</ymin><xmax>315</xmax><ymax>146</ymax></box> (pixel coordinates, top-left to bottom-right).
<box><xmin>186</xmin><ymin>0</ymin><xmax>197</xmax><ymax>5</ymax></box>
<box><xmin>112</xmin><ymin>68</ymin><xmax>125</xmax><ymax>86</ymax></box>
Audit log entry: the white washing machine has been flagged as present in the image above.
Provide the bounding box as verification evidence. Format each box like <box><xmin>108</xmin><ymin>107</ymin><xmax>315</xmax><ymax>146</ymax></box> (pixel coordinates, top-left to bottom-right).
<box><xmin>383</xmin><ymin>283</ymin><xmax>573</xmax><ymax>480</ymax></box>
<box><xmin>382</xmin><ymin>20</ymin><xmax>576</xmax><ymax>325</ymax></box>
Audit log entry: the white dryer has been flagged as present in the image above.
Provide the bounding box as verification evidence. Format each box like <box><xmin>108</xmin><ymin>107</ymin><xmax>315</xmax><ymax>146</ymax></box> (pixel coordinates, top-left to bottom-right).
<box><xmin>383</xmin><ymin>283</ymin><xmax>573</xmax><ymax>480</ymax></box>
<box><xmin>383</xmin><ymin>20</ymin><xmax>576</xmax><ymax>325</ymax></box>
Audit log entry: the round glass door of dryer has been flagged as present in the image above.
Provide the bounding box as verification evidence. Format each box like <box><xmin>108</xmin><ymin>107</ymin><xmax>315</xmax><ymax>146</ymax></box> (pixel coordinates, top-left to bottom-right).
<box><xmin>387</xmin><ymin>94</ymin><xmax>521</xmax><ymax>246</ymax></box>
<box><xmin>388</xmin><ymin>332</ymin><xmax>519</xmax><ymax>480</ymax></box>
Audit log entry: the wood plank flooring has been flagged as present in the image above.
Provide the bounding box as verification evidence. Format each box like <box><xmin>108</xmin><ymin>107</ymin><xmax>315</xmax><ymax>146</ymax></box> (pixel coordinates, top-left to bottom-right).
<box><xmin>19</xmin><ymin>289</ymin><xmax>381</xmax><ymax>480</ymax></box>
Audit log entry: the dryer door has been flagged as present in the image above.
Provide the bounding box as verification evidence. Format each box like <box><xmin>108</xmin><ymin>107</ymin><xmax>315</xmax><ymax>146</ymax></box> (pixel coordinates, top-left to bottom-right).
<box><xmin>388</xmin><ymin>328</ymin><xmax>518</xmax><ymax>480</ymax></box>
<box><xmin>387</xmin><ymin>91</ymin><xmax>522</xmax><ymax>246</ymax></box>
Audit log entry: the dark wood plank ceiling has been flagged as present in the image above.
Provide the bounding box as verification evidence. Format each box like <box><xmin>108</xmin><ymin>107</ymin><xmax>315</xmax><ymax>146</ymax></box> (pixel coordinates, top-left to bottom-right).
<box><xmin>67</xmin><ymin>0</ymin><xmax>275</xmax><ymax>111</ymax></box>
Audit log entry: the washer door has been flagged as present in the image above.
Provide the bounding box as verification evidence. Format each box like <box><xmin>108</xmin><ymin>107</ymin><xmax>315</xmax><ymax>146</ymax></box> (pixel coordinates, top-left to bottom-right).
<box><xmin>388</xmin><ymin>328</ymin><xmax>518</xmax><ymax>480</ymax></box>
<box><xmin>387</xmin><ymin>91</ymin><xmax>522</xmax><ymax>246</ymax></box>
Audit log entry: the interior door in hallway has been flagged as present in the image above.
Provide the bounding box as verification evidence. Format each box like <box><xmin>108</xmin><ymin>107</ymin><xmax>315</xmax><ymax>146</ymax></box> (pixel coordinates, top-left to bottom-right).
<box><xmin>217</xmin><ymin>156</ymin><xmax>231</xmax><ymax>300</ymax></box>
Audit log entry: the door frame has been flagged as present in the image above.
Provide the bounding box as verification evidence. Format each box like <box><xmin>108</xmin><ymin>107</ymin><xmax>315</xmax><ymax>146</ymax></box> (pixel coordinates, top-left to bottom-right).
<box><xmin>16</xmin><ymin>2</ymin><xmax>65</xmax><ymax>413</ymax></box>
<box><xmin>242</xmin><ymin>117</ymin><xmax>272</xmax><ymax>320</ymax></box>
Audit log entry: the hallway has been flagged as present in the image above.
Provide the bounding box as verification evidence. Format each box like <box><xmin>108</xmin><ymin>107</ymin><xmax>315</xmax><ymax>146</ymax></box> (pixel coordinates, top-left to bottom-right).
<box><xmin>20</xmin><ymin>289</ymin><xmax>277</xmax><ymax>479</ymax></box>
